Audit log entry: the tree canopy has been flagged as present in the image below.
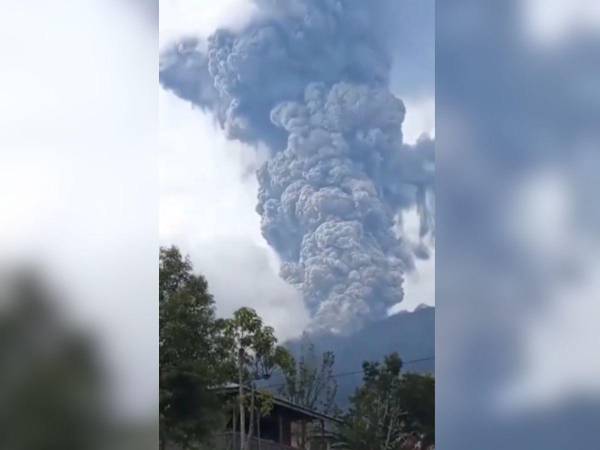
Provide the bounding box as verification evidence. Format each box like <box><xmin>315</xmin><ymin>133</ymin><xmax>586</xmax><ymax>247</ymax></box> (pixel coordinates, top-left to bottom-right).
<box><xmin>159</xmin><ymin>246</ymin><xmax>229</xmax><ymax>449</ymax></box>
<box><xmin>335</xmin><ymin>353</ymin><xmax>434</xmax><ymax>450</ymax></box>
<box><xmin>279</xmin><ymin>333</ymin><xmax>338</xmax><ymax>415</ymax></box>
<box><xmin>159</xmin><ymin>246</ymin><xmax>434</xmax><ymax>450</ymax></box>
<box><xmin>223</xmin><ymin>306</ymin><xmax>293</xmax><ymax>450</ymax></box>
<box><xmin>159</xmin><ymin>247</ymin><xmax>292</xmax><ymax>450</ymax></box>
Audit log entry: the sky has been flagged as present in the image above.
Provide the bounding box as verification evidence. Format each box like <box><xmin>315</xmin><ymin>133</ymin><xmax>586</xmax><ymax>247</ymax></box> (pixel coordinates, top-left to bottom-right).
<box><xmin>158</xmin><ymin>0</ymin><xmax>436</xmax><ymax>340</ymax></box>
<box><xmin>2</xmin><ymin>1</ymin><xmax>599</xmax><ymax>446</ymax></box>
<box><xmin>0</xmin><ymin>0</ymin><xmax>158</xmax><ymax>420</ymax></box>
<box><xmin>159</xmin><ymin>89</ymin><xmax>310</xmax><ymax>337</ymax></box>
<box><xmin>436</xmin><ymin>1</ymin><xmax>600</xmax><ymax>447</ymax></box>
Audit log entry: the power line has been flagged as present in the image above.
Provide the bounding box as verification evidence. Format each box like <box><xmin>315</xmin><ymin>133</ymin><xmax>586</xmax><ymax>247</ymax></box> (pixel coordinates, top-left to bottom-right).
<box><xmin>261</xmin><ymin>355</ymin><xmax>434</xmax><ymax>390</ymax></box>
<box><xmin>316</xmin><ymin>356</ymin><xmax>435</xmax><ymax>381</ymax></box>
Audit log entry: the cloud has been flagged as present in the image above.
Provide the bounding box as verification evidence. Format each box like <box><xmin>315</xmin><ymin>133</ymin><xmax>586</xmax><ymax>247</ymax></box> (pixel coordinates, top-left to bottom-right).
<box><xmin>159</xmin><ymin>88</ymin><xmax>267</xmax><ymax>245</ymax></box>
<box><xmin>436</xmin><ymin>1</ymin><xmax>600</xmax><ymax>447</ymax></box>
<box><xmin>0</xmin><ymin>0</ymin><xmax>158</xmax><ymax>419</ymax></box>
<box><xmin>188</xmin><ymin>239</ymin><xmax>309</xmax><ymax>341</ymax></box>
<box><xmin>160</xmin><ymin>88</ymin><xmax>308</xmax><ymax>340</ymax></box>
<box><xmin>521</xmin><ymin>0</ymin><xmax>600</xmax><ymax>45</ymax></box>
<box><xmin>388</xmin><ymin>206</ymin><xmax>436</xmax><ymax>314</ymax></box>
<box><xmin>159</xmin><ymin>0</ymin><xmax>258</xmax><ymax>49</ymax></box>
<box><xmin>160</xmin><ymin>0</ymin><xmax>436</xmax><ymax>334</ymax></box>
<box><xmin>401</xmin><ymin>96</ymin><xmax>436</xmax><ymax>145</ymax></box>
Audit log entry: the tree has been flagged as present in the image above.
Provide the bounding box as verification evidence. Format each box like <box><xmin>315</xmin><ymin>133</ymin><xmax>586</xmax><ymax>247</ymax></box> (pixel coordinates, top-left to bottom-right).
<box><xmin>279</xmin><ymin>333</ymin><xmax>338</xmax><ymax>415</ymax></box>
<box><xmin>159</xmin><ymin>246</ymin><xmax>230</xmax><ymax>449</ymax></box>
<box><xmin>396</xmin><ymin>373</ymin><xmax>434</xmax><ymax>448</ymax></box>
<box><xmin>0</xmin><ymin>269</ymin><xmax>108</xmax><ymax>450</ymax></box>
<box><xmin>334</xmin><ymin>353</ymin><xmax>434</xmax><ymax>450</ymax></box>
<box><xmin>222</xmin><ymin>307</ymin><xmax>293</xmax><ymax>450</ymax></box>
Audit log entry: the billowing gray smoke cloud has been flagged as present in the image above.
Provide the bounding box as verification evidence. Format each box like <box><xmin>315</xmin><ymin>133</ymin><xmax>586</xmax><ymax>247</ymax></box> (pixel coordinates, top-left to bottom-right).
<box><xmin>160</xmin><ymin>0</ymin><xmax>435</xmax><ymax>333</ymax></box>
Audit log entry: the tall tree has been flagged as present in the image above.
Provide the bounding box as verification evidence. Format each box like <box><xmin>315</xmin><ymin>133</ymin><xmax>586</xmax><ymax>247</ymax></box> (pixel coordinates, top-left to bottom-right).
<box><xmin>222</xmin><ymin>307</ymin><xmax>293</xmax><ymax>450</ymax></box>
<box><xmin>279</xmin><ymin>333</ymin><xmax>338</xmax><ymax>415</ymax></box>
<box><xmin>159</xmin><ymin>246</ymin><xmax>230</xmax><ymax>449</ymax></box>
<box><xmin>335</xmin><ymin>353</ymin><xmax>434</xmax><ymax>450</ymax></box>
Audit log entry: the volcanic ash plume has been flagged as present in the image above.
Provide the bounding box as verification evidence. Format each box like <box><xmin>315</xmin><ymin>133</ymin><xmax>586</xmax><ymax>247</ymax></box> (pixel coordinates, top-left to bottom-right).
<box><xmin>160</xmin><ymin>0</ymin><xmax>435</xmax><ymax>334</ymax></box>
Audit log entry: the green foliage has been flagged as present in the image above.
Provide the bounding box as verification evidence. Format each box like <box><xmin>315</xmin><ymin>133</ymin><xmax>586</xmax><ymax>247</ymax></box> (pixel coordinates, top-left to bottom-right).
<box><xmin>222</xmin><ymin>306</ymin><xmax>291</xmax><ymax>383</ymax></box>
<box><xmin>334</xmin><ymin>353</ymin><xmax>434</xmax><ymax>450</ymax></box>
<box><xmin>279</xmin><ymin>333</ymin><xmax>338</xmax><ymax>415</ymax></box>
<box><xmin>222</xmin><ymin>306</ymin><xmax>292</xmax><ymax>450</ymax></box>
<box><xmin>397</xmin><ymin>373</ymin><xmax>434</xmax><ymax>446</ymax></box>
<box><xmin>0</xmin><ymin>271</ymin><xmax>108</xmax><ymax>450</ymax></box>
<box><xmin>159</xmin><ymin>246</ymin><xmax>229</xmax><ymax>449</ymax></box>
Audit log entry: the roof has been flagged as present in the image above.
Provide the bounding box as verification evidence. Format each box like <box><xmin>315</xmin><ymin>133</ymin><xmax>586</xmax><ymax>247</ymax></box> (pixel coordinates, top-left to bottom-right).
<box><xmin>215</xmin><ymin>384</ymin><xmax>342</xmax><ymax>424</ymax></box>
<box><xmin>270</xmin><ymin>394</ymin><xmax>342</xmax><ymax>424</ymax></box>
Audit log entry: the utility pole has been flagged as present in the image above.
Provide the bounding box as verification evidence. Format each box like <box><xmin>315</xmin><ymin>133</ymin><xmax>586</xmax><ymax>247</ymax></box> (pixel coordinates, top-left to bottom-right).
<box><xmin>238</xmin><ymin>348</ymin><xmax>246</xmax><ymax>450</ymax></box>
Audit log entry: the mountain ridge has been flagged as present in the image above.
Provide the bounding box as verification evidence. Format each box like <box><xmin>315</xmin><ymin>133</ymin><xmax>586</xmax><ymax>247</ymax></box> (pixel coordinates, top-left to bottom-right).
<box><xmin>284</xmin><ymin>305</ymin><xmax>435</xmax><ymax>408</ymax></box>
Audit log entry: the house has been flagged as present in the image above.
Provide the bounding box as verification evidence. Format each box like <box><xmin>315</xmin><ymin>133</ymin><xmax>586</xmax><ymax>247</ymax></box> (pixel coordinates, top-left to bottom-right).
<box><xmin>215</xmin><ymin>385</ymin><xmax>340</xmax><ymax>450</ymax></box>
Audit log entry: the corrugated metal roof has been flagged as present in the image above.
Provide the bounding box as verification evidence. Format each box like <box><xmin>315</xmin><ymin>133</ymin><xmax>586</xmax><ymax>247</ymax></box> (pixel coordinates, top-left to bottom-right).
<box><xmin>214</xmin><ymin>384</ymin><xmax>342</xmax><ymax>424</ymax></box>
